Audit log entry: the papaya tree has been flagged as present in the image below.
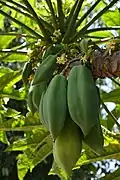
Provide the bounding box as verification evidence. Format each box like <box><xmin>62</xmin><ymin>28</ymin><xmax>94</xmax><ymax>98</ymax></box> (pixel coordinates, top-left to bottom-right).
<box><xmin>0</xmin><ymin>0</ymin><xmax>120</xmax><ymax>179</ymax></box>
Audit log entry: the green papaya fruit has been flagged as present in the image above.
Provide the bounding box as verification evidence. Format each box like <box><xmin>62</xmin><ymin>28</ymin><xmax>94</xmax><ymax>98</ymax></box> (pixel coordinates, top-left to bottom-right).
<box><xmin>43</xmin><ymin>74</ymin><xmax>67</xmax><ymax>140</ymax></box>
<box><xmin>32</xmin><ymin>55</ymin><xmax>57</xmax><ymax>85</ymax></box>
<box><xmin>27</xmin><ymin>86</ymin><xmax>37</xmax><ymax>114</ymax></box>
<box><xmin>67</xmin><ymin>65</ymin><xmax>100</xmax><ymax>136</ymax></box>
<box><xmin>39</xmin><ymin>91</ymin><xmax>49</xmax><ymax>128</ymax></box>
<box><xmin>83</xmin><ymin>121</ymin><xmax>104</xmax><ymax>155</ymax></box>
<box><xmin>32</xmin><ymin>82</ymin><xmax>47</xmax><ymax>109</ymax></box>
<box><xmin>42</xmin><ymin>44</ymin><xmax>64</xmax><ymax>61</ymax></box>
<box><xmin>53</xmin><ymin>118</ymin><xmax>82</xmax><ymax>176</ymax></box>
<box><xmin>22</xmin><ymin>61</ymin><xmax>32</xmax><ymax>85</ymax></box>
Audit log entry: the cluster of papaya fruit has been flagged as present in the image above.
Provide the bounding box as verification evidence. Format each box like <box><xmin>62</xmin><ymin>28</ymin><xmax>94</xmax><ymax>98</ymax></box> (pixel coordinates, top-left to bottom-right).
<box><xmin>22</xmin><ymin>45</ymin><xmax>104</xmax><ymax>176</ymax></box>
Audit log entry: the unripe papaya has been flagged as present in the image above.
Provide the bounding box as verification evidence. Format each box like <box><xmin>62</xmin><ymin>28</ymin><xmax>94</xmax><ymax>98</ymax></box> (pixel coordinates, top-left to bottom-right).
<box><xmin>67</xmin><ymin>65</ymin><xmax>100</xmax><ymax>136</ymax></box>
<box><xmin>53</xmin><ymin>118</ymin><xmax>82</xmax><ymax>176</ymax></box>
<box><xmin>83</xmin><ymin>121</ymin><xmax>104</xmax><ymax>155</ymax></box>
<box><xmin>27</xmin><ymin>86</ymin><xmax>37</xmax><ymax>114</ymax></box>
<box><xmin>43</xmin><ymin>74</ymin><xmax>67</xmax><ymax>140</ymax></box>
<box><xmin>42</xmin><ymin>44</ymin><xmax>64</xmax><ymax>61</ymax></box>
<box><xmin>39</xmin><ymin>91</ymin><xmax>49</xmax><ymax>129</ymax></box>
<box><xmin>32</xmin><ymin>82</ymin><xmax>47</xmax><ymax>109</ymax></box>
<box><xmin>32</xmin><ymin>55</ymin><xmax>57</xmax><ymax>85</ymax></box>
<box><xmin>22</xmin><ymin>61</ymin><xmax>32</xmax><ymax>85</ymax></box>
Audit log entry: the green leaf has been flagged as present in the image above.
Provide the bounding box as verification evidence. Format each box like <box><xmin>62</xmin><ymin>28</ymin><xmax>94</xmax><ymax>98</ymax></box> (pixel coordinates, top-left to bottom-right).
<box><xmin>75</xmin><ymin>0</ymin><xmax>101</xmax><ymax>29</ymax></box>
<box><xmin>103</xmin><ymin>167</ymin><xmax>120</xmax><ymax>180</ymax></box>
<box><xmin>17</xmin><ymin>134</ymin><xmax>52</xmax><ymax>180</ymax></box>
<box><xmin>70</xmin><ymin>0</ymin><xmax>119</xmax><ymax>42</ymax></box>
<box><xmin>0</xmin><ymin>115</ymin><xmax>9</xmax><ymax>144</ymax></box>
<box><xmin>0</xmin><ymin>66</ymin><xmax>13</xmax><ymax>77</ymax></box>
<box><xmin>86</xmin><ymin>27</ymin><xmax>120</xmax><ymax>34</ymax></box>
<box><xmin>76</xmin><ymin>140</ymin><xmax>120</xmax><ymax>169</ymax></box>
<box><xmin>6</xmin><ymin>126</ymin><xmax>49</xmax><ymax>151</ymax></box>
<box><xmin>102</xmin><ymin>89</ymin><xmax>120</xmax><ymax>104</ymax></box>
<box><xmin>0</xmin><ymin>131</ymin><xmax>9</xmax><ymax>144</ymax></box>
<box><xmin>0</xmin><ymin>36</ymin><xmax>15</xmax><ymax>49</ymax></box>
<box><xmin>2</xmin><ymin>53</ymin><xmax>28</xmax><ymax>62</ymax></box>
<box><xmin>31</xmin><ymin>134</ymin><xmax>53</xmax><ymax>168</ymax></box>
<box><xmin>23</xmin><ymin>0</ymin><xmax>51</xmax><ymax>43</ymax></box>
<box><xmin>102</xmin><ymin>9</ymin><xmax>120</xmax><ymax>27</ymax></box>
<box><xmin>0</xmin><ymin>70</ymin><xmax>21</xmax><ymax>90</ymax></box>
<box><xmin>0</xmin><ymin>9</ymin><xmax>42</xmax><ymax>39</ymax></box>
<box><xmin>87</xmin><ymin>31</ymin><xmax>112</xmax><ymax>39</ymax></box>
<box><xmin>6</xmin><ymin>139</ymin><xmax>27</xmax><ymax>151</ymax></box>
<box><xmin>49</xmin><ymin>161</ymin><xmax>68</xmax><ymax>180</ymax></box>
<box><xmin>3</xmin><ymin>107</ymin><xmax>20</xmax><ymax>118</ymax></box>
<box><xmin>17</xmin><ymin>153</ymin><xmax>31</xmax><ymax>180</ymax></box>
<box><xmin>0</xmin><ymin>87</ymin><xmax>26</xmax><ymax>100</ymax></box>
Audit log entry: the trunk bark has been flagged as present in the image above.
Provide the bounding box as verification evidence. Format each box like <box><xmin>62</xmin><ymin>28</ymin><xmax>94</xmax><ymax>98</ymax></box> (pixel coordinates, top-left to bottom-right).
<box><xmin>92</xmin><ymin>50</ymin><xmax>120</xmax><ymax>78</ymax></box>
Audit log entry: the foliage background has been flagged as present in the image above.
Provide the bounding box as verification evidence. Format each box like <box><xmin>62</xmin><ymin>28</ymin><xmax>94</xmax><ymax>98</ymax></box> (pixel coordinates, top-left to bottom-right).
<box><xmin>0</xmin><ymin>0</ymin><xmax>120</xmax><ymax>179</ymax></box>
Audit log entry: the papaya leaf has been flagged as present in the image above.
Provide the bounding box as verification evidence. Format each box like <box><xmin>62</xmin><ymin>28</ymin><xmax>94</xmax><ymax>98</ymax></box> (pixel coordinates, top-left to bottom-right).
<box><xmin>86</xmin><ymin>27</ymin><xmax>120</xmax><ymax>34</ymax></box>
<box><xmin>75</xmin><ymin>0</ymin><xmax>101</xmax><ymax>29</ymax></box>
<box><xmin>0</xmin><ymin>70</ymin><xmax>21</xmax><ymax>90</ymax></box>
<box><xmin>6</xmin><ymin>127</ymin><xmax>49</xmax><ymax>152</ymax></box>
<box><xmin>2</xmin><ymin>53</ymin><xmax>28</xmax><ymax>62</ymax></box>
<box><xmin>0</xmin><ymin>35</ymin><xmax>15</xmax><ymax>49</ymax></box>
<box><xmin>0</xmin><ymin>131</ymin><xmax>9</xmax><ymax>144</ymax></box>
<box><xmin>0</xmin><ymin>87</ymin><xmax>26</xmax><ymax>100</ymax></box>
<box><xmin>23</xmin><ymin>0</ymin><xmax>51</xmax><ymax>43</ymax></box>
<box><xmin>6</xmin><ymin>139</ymin><xmax>28</xmax><ymax>152</ymax></box>
<box><xmin>3</xmin><ymin>107</ymin><xmax>20</xmax><ymax>118</ymax></box>
<box><xmin>0</xmin><ymin>9</ymin><xmax>42</xmax><ymax>39</ymax></box>
<box><xmin>76</xmin><ymin>137</ymin><xmax>120</xmax><ymax>169</ymax></box>
<box><xmin>102</xmin><ymin>9</ymin><xmax>120</xmax><ymax>27</ymax></box>
<box><xmin>70</xmin><ymin>0</ymin><xmax>119</xmax><ymax>42</ymax></box>
<box><xmin>103</xmin><ymin>167</ymin><xmax>120</xmax><ymax>180</ymax></box>
<box><xmin>0</xmin><ymin>112</ymin><xmax>41</xmax><ymax>131</ymax></box>
<box><xmin>0</xmin><ymin>0</ymin><xmax>33</xmax><ymax>20</ymax></box>
<box><xmin>6</xmin><ymin>0</ymin><xmax>29</xmax><ymax>12</ymax></box>
<box><xmin>17</xmin><ymin>153</ymin><xmax>31</xmax><ymax>180</ymax></box>
<box><xmin>102</xmin><ymin>88</ymin><xmax>120</xmax><ymax>104</ymax></box>
<box><xmin>31</xmin><ymin>134</ymin><xmax>53</xmax><ymax>168</ymax></box>
<box><xmin>0</xmin><ymin>66</ymin><xmax>13</xmax><ymax>77</ymax></box>
<box><xmin>49</xmin><ymin>161</ymin><xmax>68</xmax><ymax>180</ymax></box>
<box><xmin>0</xmin><ymin>115</ymin><xmax>9</xmax><ymax>144</ymax></box>
<box><xmin>17</xmin><ymin>134</ymin><xmax>52</xmax><ymax>180</ymax></box>
<box><xmin>87</xmin><ymin>31</ymin><xmax>112</xmax><ymax>39</ymax></box>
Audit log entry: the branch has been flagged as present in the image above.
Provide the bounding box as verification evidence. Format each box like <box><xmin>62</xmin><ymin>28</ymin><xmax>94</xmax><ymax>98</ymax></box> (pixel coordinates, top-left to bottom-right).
<box><xmin>57</xmin><ymin>0</ymin><xmax>65</xmax><ymax>34</ymax></box>
<box><xmin>23</xmin><ymin>0</ymin><xmax>51</xmax><ymax>43</ymax></box>
<box><xmin>45</xmin><ymin>0</ymin><xmax>58</xmax><ymax>29</ymax></box>
<box><xmin>75</xmin><ymin>0</ymin><xmax>101</xmax><ymax>29</ymax></box>
<box><xmin>0</xmin><ymin>125</ymin><xmax>42</xmax><ymax>131</ymax></box>
<box><xmin>0</xmin><ymin>32</ymin><xmax>35</xmax><ymax>38</ymax></box>
<box><xmin>109</xmin><ymin>77</ymin><xmax>120</xmax><ymax>87</ymax></box>
<box><xmin>0</xmin><ymin>9</ymin><xmax>43</xmax><ymax>39</ymax></box>
<box><xmin>101</xmin><ymin>99</ymin><xmax>120</xmax><ymax>128</ymax></box>
<box><xmin>0</xmin><ymin>49</ymin><xmax>28</xmax><ymax>54</ymax></box>
<box><xmin>70</xmin><ymin>0</ymin><xmax>119</xmax><ymax>42</ymax></box>
<box><xmin>86</xmin><ymin>27</ymin><xmax>120</xmax><ymax>34</ymax></box>
<box><xmin>63</xmin><ymin>0</ymin><xmax>84</xmax><ymax>43</ymax></box>
<box><xmin>0</xmin><ymin>0</ymin><xmax>33</xmax><ymax>19</ymax></box>
<box><xmin>7</xmin><ymin>0</ymin><xmax>28</xmax><ymax>12</ymax></box>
